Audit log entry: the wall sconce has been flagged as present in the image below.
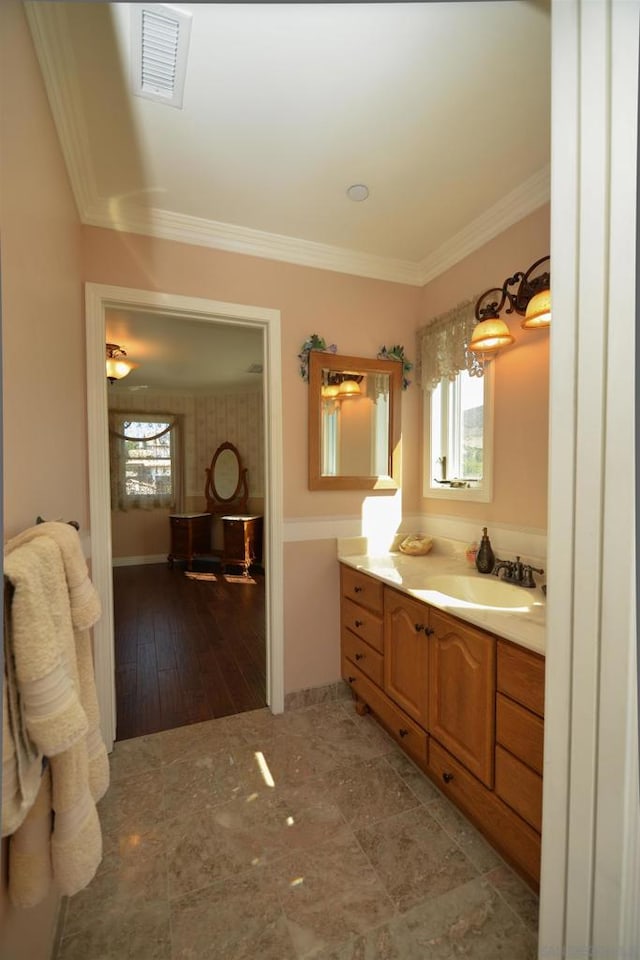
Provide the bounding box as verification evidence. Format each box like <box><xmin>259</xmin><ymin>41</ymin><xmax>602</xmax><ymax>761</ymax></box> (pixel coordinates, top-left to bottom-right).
<box><xmin>322</xmin><ymin>372</ymin><xmax>363</xmax><ymax>400</ymax></box>
<box><xmin>106</xmin><ymin>343</ymin><xmax>136</xmax><ymax>383</ymax></box>
<box><xmin>470</xmin><ymin>255</ymin><xmax>551</xmax><ymax>354</ymax></box>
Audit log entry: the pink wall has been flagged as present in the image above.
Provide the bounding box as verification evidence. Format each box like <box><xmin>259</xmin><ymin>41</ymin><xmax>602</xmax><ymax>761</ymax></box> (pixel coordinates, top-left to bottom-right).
<box><xmin>419</xmin><ymin>206</ymin><xmax>550</xmax><ymax>529</ymax></box>
<box><xmin>0</xmin><ymin>1</ymin><xmax>82</xmax><ymax>953</ymax></box>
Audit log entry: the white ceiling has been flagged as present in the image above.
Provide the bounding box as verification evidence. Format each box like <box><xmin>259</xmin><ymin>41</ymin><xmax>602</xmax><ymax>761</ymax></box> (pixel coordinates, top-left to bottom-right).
<box><xmin>105</xmin><ymin>309</ymin><xmax>264</xmax><ymax>391</ymax></box>
<box><xmin>27</xmin><ymin>1</ymin><xmax>551</xmax><ymax>286</ymax></box>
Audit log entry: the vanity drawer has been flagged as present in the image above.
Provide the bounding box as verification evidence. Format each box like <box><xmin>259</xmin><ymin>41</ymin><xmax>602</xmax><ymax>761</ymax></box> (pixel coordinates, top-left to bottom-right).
<box><xmin>340</xmin><ymin>566</ymin><xmax>384</xmax><ymax>615</ymax></box>
<box><xmin>342</xmin><ymin>628</ymin><xmax>384</xmax><ymax>686</ymax></box>
<box><xmin>496</xmin><ymin>693</ymin><xmax>544</xmax><ymax>775</ymax></box>
<box><xmin>497</xmin><ymin>640</ymin><xmax>545</xmax><ymax>717</ymax></box>
<box><xmin>342</xmin><ymin>657</ymin><xmax>427</xmax><ymax>766</ymax></box>
<box><xmin>495</xmin><ymin>744</ymin><xmax>543</xmax><ymax>833</ymax></box>
<box><xmin>430</xmin><ymin>739</ymin><xmax>541</xmax><ymax>888</ymax></box>
<box><xmin>341</xmin><ymin>597</ymin><xmax>383</xmax><ymax>653</ymax></box>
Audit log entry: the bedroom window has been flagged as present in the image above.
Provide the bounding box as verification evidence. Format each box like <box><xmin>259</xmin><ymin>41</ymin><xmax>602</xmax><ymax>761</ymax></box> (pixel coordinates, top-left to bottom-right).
<box><xmin>109</xmin><ymin>413</ymin><xmax>182</xmax><ymax>510</ymax></box>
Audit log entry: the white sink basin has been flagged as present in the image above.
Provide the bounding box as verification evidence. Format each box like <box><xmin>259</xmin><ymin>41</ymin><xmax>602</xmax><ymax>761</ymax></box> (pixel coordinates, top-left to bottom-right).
<box><xmin>426</xmin><ymin>574</ymin><xmax>538</xmax><ymax>610</ymax></box>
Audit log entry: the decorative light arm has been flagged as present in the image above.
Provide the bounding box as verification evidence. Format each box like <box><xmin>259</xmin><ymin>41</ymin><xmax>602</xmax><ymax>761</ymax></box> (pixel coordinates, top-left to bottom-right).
<box><xmin>474</xmin><ymin>256</ymin><xmax>550</xmax><ymax>323</ymax></box>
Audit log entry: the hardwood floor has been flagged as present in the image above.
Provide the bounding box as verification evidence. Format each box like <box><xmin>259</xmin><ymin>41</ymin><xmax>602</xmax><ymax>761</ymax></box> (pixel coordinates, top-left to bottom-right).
<box><xmin>113</xmin><ymin>562</ymin><xmax>266</xmax><ymax>741</ymax></box>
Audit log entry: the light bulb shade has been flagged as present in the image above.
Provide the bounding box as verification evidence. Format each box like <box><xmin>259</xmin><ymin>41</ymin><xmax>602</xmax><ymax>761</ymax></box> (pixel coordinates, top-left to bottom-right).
<box><xmin>338</xmin><ymin>379</ymin><xmax>361</xmax><ymax>397</ymax></box>
<box><xmin>522</xmin><ymin>288</ymin><xmax>551</xmax><ymax>329</ymax></box>
<box><xmin>322</xmin><ymin>383</ymin><xmax>340</xmax><ymax>399</ymax></box>
<box><xmin>468</xmin><ymin>318</ymin><xmax>515</xmax><ymax>353</ymax></box>
<box><xmin>106</xmin><ymin>357</ymin><xmax>133</xmax><ymax>381</ymax></box>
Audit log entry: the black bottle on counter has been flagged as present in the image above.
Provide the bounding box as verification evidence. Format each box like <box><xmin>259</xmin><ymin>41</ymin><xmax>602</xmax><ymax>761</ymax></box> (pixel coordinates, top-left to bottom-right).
<box><xmin>475</xmin><ymin>527</ymin><xmax>495</xmax><ymax>574</ymax></box>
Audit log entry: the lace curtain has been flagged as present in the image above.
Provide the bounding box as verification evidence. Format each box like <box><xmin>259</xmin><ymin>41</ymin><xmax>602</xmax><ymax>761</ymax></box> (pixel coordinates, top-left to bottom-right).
<box><xmin>109</xmin><ymin>412</ymin><xmax>184</xmax><ymax>511</ymax></box>
<box><xmin>416</xmin><ymin>295</ymin><xmax>485</xmax><ymax>390</ymax></box>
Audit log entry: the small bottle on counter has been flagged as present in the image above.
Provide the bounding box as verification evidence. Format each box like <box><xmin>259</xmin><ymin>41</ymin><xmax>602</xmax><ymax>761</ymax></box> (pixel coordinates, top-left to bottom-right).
<box><xmin>475</xmin><ymin>527</ymin><xmax>495</xmax><ymax>574</ymax></box>
<box><xmin>465</xmin><ymin>542</ymin><xmax>478</xmax><ymax>566</ymax></box>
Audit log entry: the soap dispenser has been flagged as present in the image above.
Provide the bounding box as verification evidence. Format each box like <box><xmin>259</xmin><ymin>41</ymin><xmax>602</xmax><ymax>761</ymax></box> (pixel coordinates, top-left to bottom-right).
<box><xmin>475</xmin><ymin>527</ymin><xmax>495</xmax><ymax>574</ymax></box>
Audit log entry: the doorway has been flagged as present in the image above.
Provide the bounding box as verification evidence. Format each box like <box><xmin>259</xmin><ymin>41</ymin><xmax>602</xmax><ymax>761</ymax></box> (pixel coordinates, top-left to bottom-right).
<box><xmin>85</xmin><ymin>283</ymin><xmax>284</xmax><ymax>752</ymax></box>
<box><xmin>105</xmin><ymin>307</ymin><xmax>269</xmax><ymax>740</ymax></box>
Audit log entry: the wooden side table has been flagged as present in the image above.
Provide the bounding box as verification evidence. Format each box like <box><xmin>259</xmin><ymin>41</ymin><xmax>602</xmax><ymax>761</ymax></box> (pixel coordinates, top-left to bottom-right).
<box><xmin>168</xmin><ymin>513</ymin><xmax>212</xmax><ymax>569</ymax></box>
<box><xmin>221</xmin><ymin>515</ymin><xmax>263</xmax><ymax>575</ymax></box>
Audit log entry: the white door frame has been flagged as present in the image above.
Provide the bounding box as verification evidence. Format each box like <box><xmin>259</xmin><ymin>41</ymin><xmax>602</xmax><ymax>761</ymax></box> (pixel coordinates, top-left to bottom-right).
<box><xmin>540</xmin><ymin>1</ymin><xmax>640</xmax><ymax>956</ymax></box>
<box><xmin>85</xmin><ymin>283</ymin><xmax>284</xmax><ymax>750</ymax></box>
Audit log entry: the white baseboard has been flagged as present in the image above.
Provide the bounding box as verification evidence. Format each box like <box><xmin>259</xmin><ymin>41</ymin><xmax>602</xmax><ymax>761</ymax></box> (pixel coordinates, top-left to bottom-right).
<box><xmin>112</xmin><ymin>554</ymin><xmax>168</xmax><ymax>567</ymax></box>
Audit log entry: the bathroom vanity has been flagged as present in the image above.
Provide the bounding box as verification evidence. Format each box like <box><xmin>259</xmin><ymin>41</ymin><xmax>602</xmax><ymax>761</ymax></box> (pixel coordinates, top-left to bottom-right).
<box><xmin>340</xmin><ymin>558</ymin><xmax>545</xmax><ymax>889</ymax></box>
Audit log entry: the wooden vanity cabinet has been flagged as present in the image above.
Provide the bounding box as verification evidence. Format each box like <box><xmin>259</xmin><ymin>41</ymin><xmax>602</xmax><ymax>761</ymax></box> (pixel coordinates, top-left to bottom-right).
<box><xmin>428</xmin><ymin>609</ymin><xmax>495</xmax><ymax>788</ymax></box>
<box><xmin>339</xmin><ymin>562</ymin><xmax>546</xmax><ymax>890</ymax></box>
<box><xmin>383</xmin><ymin>589</ymin><xmax>430</xmax><ymax>728</ymax></box>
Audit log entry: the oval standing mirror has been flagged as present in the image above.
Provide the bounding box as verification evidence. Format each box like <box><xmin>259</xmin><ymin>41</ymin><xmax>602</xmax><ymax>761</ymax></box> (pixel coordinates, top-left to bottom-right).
<box><xmin>205</xmin><ymin>441</ymin><xmax>249</xmax><ymax>513</ymax></box>
<box><xmin>308</xmin><ymin>351</ymin><xmax>402</xmax><ymax>490</ymax></box>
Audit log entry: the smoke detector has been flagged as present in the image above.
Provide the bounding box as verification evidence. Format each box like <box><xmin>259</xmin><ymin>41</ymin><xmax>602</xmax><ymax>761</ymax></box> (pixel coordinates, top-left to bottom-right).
<box><xmin>131</xmin><ymin>4</ymin><xmax>192</xmax><ymax>108</ymax></box>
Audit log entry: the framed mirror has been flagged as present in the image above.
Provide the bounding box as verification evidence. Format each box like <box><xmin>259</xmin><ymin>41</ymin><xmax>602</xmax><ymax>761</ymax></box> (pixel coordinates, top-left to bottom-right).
<box><xmin>308</xmin><ymin>351</ymin><xmax>402</xmax><ymax>490</ymax></box>
<box><xmin>205</xmin><ymin>441</ymin><xmax>249</xmax><ymax>513</ymax></box>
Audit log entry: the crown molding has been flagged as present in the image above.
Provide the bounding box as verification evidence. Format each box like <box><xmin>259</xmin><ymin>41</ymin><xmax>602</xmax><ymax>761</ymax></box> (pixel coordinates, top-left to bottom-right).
<box><xmin>82</xmin><ymin>197</ymin><xmax>426</xmax><ymax>286</ymax></box>
<box><xmin>26</xmin><ymin>1</ymin><xmax>549</xmax><ymax>288</ymax></box>
<box><xmin>24</xmin><ymin>1</ymin><xmax>97</xmax><ymax>219</ymax></box>
<box><xmin>416</xmin><ymin>166</ymin><xmax>551</xmax><ymax>285</ymax></box>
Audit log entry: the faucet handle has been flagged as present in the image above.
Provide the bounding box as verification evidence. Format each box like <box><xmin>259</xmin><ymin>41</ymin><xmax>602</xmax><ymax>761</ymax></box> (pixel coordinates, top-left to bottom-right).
<box><xmin>521</xmin><ymin>564</ymin><xmax>544</xmax><ymax>588</ymax></box>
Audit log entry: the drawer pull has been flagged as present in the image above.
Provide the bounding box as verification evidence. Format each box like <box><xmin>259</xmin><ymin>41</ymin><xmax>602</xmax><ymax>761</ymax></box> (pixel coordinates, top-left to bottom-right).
<box><xmin>354</xmin><ymin>586</ymin><xmax>363</xmax><ymax>594</ymax></box>
<box><xmin>442</xmin><ymin>771</ymin><xmax>454</xmax><ymax>783</ymax></box>
<box><xmin>398</xmin><ymin>728</ymin><xmax>409</xmax><ymax>738</ymax></box>
<box><xmin>354</xmin><ymin>619</ymin><xmax>364</xmax><ymax>627</ymax></box>
<box><xmin>425</xmin><ymin>627</ymin><xmax>435</xmax><ymax>636</ymax></box>
<box><xmin>347</xmin><ymin>675</ymin><xmax>357</xmax><ymax>684</ymax></box>
<box><xmin>414</xmin><ymin>623</ymin><xmax>426</xmax><ymax>633</ymax></box>
<box><xmin>355</xmin><ymin>652</ymin><xmax>365</xmax><ymax>661</ymax></box>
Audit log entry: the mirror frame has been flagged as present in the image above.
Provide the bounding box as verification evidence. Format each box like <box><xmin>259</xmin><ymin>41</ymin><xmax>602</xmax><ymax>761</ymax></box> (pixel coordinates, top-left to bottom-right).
<box><xmin>205</xmin><ymin>441</ymin><xmax>249</xmax><ymax>514</ymax></box>
<box><xmin>308</xmin><ymin>351</ymin><xmax>402</xmax><ymax>490</ymax></box>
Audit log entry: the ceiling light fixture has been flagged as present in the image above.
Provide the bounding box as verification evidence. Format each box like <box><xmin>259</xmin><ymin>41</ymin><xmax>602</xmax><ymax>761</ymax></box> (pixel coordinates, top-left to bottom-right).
<box><xmin>346</xmin><ymin>184</ymin><xmax>369</xmax><ymax>202</ymax></box>
<box><xmin>106</xmin><ymin>343</ymin><xmax>136</xmax><ymax>383</ymax></box>
<box><xmin>470</xmin><ymin>255</ymin><xmax>551</xmax><ymax>354</ymax></box>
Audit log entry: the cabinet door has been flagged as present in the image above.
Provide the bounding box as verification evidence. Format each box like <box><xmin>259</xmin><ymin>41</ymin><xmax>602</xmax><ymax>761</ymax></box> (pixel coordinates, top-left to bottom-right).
<box><xmin>428</xmin><ymin>609</ymin><xmax>495</xmax><ymax>787</ymax></box>
<box><xmin>383</xmin><ymin>589</ymin><xmax>429</xmax><ymax>728</ymax></box>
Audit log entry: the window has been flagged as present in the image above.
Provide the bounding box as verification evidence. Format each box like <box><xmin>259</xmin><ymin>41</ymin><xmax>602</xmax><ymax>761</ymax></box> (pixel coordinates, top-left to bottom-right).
<box><xmin>109</xmin><ymin>413</ymin><xmax>182</xmax><ymax>510</ymax></box>
<box><xmin>424</xmin><ymin>366</ymin><xmax>493</xmax><ymax>502</ymax></box>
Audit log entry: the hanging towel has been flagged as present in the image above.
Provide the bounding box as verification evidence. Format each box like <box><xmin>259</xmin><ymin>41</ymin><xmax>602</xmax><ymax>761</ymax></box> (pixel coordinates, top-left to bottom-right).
<box><xmin>3</xmin><ymin>525</ymin><xmax>109</xmax><ymax>905</ymax></box>
<box><xmin>8</xmin><ymin>765</ymin><xmax>53</xmax><ymax>909</ymax></box>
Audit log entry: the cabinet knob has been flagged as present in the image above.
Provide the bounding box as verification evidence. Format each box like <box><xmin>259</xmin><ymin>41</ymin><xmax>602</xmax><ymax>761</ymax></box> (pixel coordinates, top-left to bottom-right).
<box><xmin>347</xmin><ymin>676</ymin><xmax>357</xmax><ymax>684</ymax></box>
<box><xmin>355</xmin><ymin>652</ymin><xmax>364</xmax><ymax>661</ymax></box>
<box><xmin>425</xmin><ymin>627</ymin><xmax>435</xmax><ymax>636</ymax></box>
<box><xmin>354</xmin><ymin>586</ymin><xmax>363</xmax><ymax>594</ymax></box>
<box><xmin>398</xmin><ymin>728</ymin><xmax>409</xmax><ymax>738</ymax></box>
<box><xmin>442</xmin><ymin>772</ymin><xmax>454</xmax><ymax>783</ymax></box>
<box><xmin>414</xmin><ymin>623</ymin><xmax>425</xmax><ymax>633</ymax></box>
<box><xmin>354</xmin><ymin>619</ymin><xmax>363</xmax><ymax>627</ymax></box>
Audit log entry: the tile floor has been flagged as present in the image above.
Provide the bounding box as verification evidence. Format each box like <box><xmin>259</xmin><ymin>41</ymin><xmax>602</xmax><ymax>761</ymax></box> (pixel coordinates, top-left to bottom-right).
<box><xmin>55</xmin><ymin>700</ymin><xmax>539</xmax><ymax>959</ymax></box>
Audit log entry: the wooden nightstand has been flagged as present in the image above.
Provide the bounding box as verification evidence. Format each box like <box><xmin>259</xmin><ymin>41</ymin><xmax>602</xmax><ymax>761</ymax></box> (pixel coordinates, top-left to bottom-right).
<box><xmin>168</xmin><ymin>513</ymin><xmax>212</xmax><ymax>569</ymax></box>
<box><xmin>221</xmin><ymin>515</ymin><xmax>263</xmax><ymax>575</ymax></box>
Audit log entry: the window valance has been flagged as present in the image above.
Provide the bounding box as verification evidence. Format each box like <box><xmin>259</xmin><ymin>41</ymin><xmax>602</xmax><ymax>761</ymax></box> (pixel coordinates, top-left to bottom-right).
<box><xmin>416</xmin><ymin>295</ymin><xmax>485</xmax><ymax>390</ymax></box>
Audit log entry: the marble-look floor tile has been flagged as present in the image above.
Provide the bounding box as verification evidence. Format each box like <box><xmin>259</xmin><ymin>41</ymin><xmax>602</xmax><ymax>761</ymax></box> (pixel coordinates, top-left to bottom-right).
<box><xmin>426</xmin><ymin>797</ymin><xmax>503</xmax><ymax>874</ymax></box>
<box><xmin>58</xmin><ymin>900</ymin><xmax>171</xmax><ymax>960</ymax></box>
<box><xmin>401</xmin><ymin>876</ymin><xmax>537</xmax><ymax>959</ymax></box>
<box><xmin>266</xmin><ymin>834</ymin><xmax>395</xmax><ymax>957</ymax></box>
<box><xmin>98</xmin><ymin>769</ymin><xmax>165</xmax><ymax>838</ymax></box>
<box><xmin>161</xmin><ymin>743</ymin><xmax>269</xmax><ymax>819</ymax></box>
<box><xmin>383</xmin><ymin>751</ymin><xmax>441</xmax><ymax>805</ymax></box>
<box><xmin>356</xmin><ymin>806</ymin><xmax>478</xmax><ymax>912</ymax></box>
<box><xmin>110</xmin><ymin>734</ymin><xmax>164</xmax><ymax>782</ymax></box>
<box><xmin>154</xmin><ymin>715</ymin><xmax>240</xmax><ymax>766</ymax></box>
<box><xmin>170</xmin><ymin>870</ymin><xmax>296</xmax><ymax>960</ymax></box>
<box><xmin>326</xmin><ymin>757</ymin><xmax>420</xmax><ymax>828</ymax></box>
<box><xmin>165</xmin><ymin>784</ymin><xmax>351</xmax><ymax>900</ymax></box>
<box><xmin>486</xmin><ymin>864</ymin><xmax>539</xmax><ymax>933</ymax></box>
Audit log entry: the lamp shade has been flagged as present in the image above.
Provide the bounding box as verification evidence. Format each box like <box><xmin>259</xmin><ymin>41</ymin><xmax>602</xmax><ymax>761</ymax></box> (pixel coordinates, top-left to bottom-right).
<box><xmin>468</xmin><ymin>318</ymin><xmax>515</xmax><ymax>353</ymax></box>
<box><xmin>322</xmin><ymin>383</ymin><xmax>340</xmax><ymax>399</ymax></box>
<box><xmin>338</xmin><ymin>379</ymin><xmax>361</xmax><ymax>397</ymax></box>
<box><xmin>522</xmin><ymin>288</ymin><xmax>551</xmax><ymax>329</ymax></box>
<box><xmin>106</xmin><ymin>357</ymin><xmax>134</xmax><ymax>381</ymax></box>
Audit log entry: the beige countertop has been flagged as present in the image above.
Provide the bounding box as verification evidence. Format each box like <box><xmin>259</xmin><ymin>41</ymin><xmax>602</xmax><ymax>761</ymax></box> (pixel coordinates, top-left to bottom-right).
<box><xmin>338</xmin><ymin>548</ymin><xmax>545</xmax><ymax>657</ymax></box>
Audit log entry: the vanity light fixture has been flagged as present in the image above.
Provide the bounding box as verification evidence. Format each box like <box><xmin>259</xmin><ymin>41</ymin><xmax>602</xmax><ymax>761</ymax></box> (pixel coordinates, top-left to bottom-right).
<box><xmin>470</xmin><ymin>255</ymin><xmax>551</xmax><ymax>354</ymax></box>
<box><xmin>337</xmin><ymin>379</ymin><xmax>362</xmax><ymax>398</ymax></box>
<box><xmin>106</xmin><ymin>343</ymin><xmax>136</xmax><ymax>383</ymax></box>
<box><xmin>322</xmin><ymin>371</ymin><xmax>363</xmax><ymax>400</ymax></box>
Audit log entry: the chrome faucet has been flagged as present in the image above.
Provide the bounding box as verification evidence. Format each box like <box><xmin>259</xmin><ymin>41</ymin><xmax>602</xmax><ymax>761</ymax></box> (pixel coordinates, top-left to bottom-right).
<box><xmin>493</xmin><ymin>555</ymin><xmax>544</xmax><ymax>588</ymax></box>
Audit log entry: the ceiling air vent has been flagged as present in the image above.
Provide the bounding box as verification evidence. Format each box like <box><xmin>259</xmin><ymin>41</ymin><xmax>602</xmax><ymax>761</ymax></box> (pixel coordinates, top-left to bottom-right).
<box><xmin>131</xmin><ymin>4</ymin><xmax>192</xmax><ymax>109</ymax></box>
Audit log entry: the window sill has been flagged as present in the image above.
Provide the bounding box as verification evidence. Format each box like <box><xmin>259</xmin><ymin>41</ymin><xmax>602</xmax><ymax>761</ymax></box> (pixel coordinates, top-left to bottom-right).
<box><xmin>424</xmin><ymin>483</ymin><xmax>492</xmax><ymax>503</ymax></box>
